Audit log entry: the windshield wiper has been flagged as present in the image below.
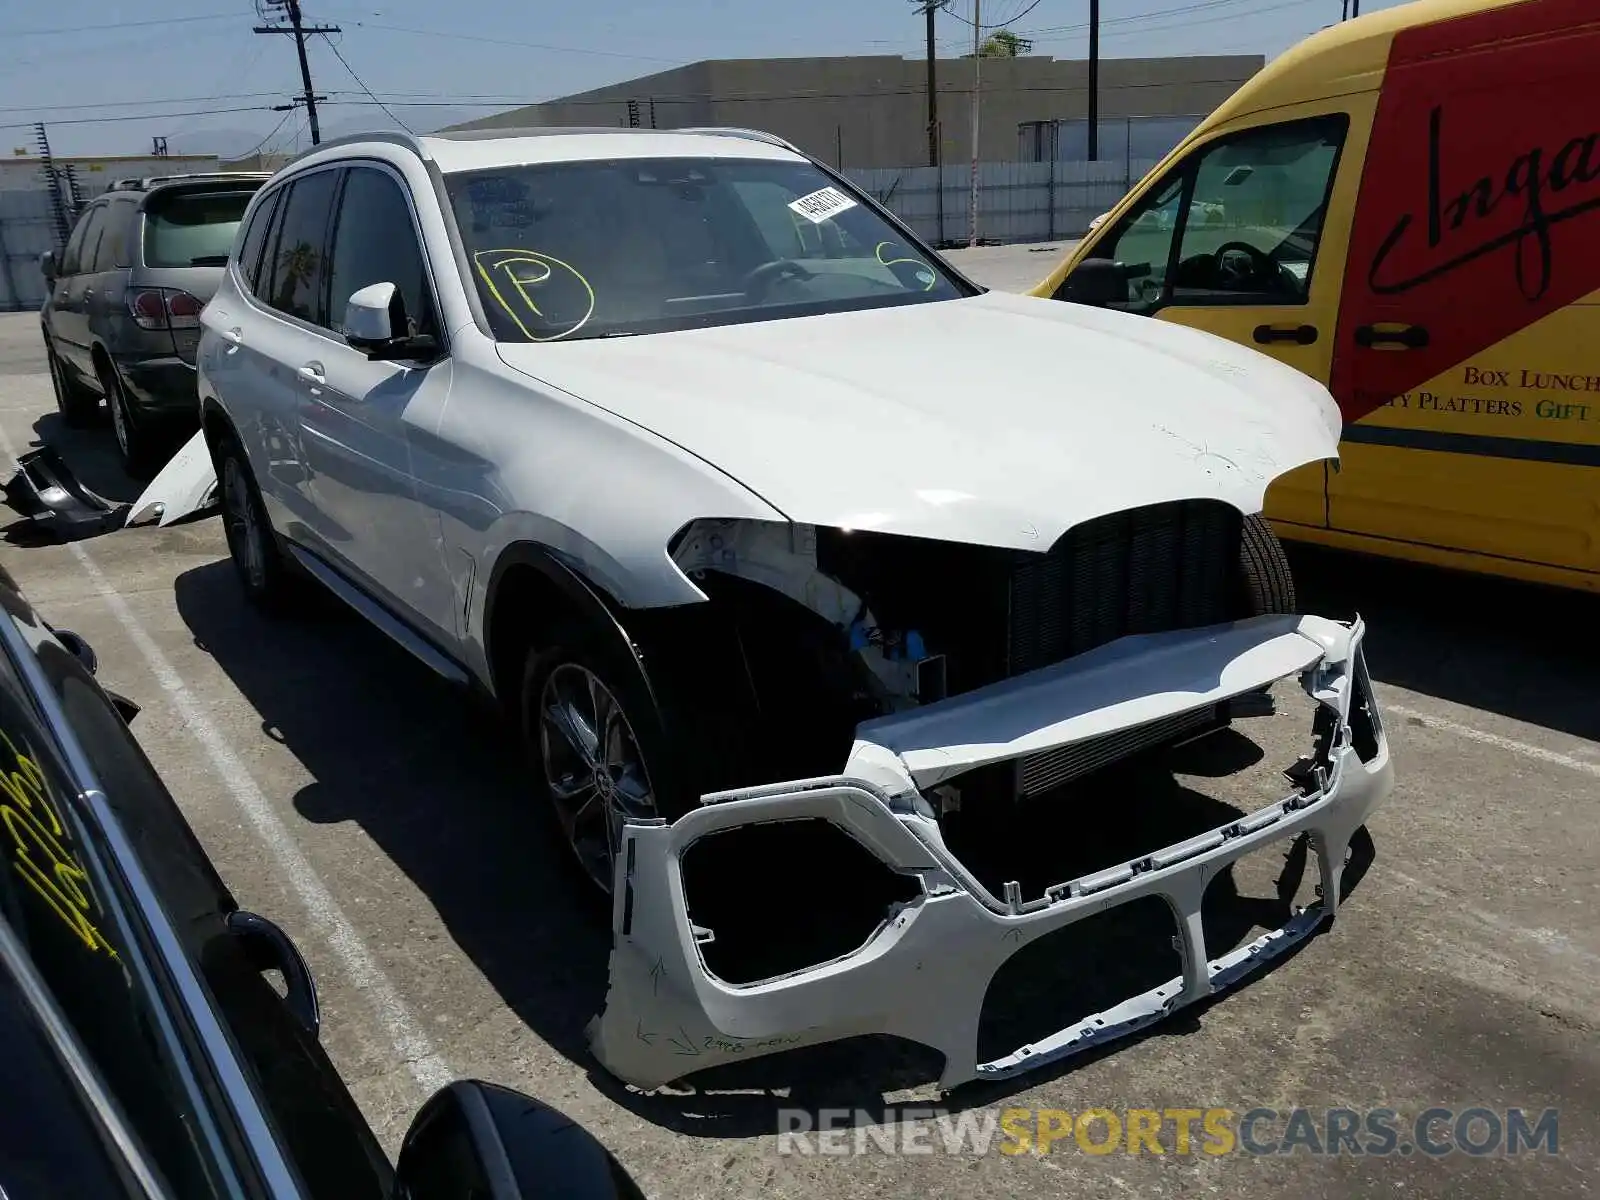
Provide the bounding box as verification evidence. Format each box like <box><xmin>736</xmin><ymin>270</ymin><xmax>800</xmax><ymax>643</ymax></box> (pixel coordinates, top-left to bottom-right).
<box><xmin>188</xmin><ymin>255</ymin><xmax>229</xmax><ymax>266</ymax></box>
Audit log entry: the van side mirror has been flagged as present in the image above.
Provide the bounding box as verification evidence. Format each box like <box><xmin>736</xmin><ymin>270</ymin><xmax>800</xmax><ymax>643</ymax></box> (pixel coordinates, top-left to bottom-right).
<box><xmin>1054</xmin><ymin>257</ymin><xmax>1150</xmax><ymax>307</ymax></box>
<box><xmin>344</xmin><ymin>281</ymin><xmax>438</xmax><ymax>362</ymax></box>
<box><xmin>39</xmin><ymin>250</ymin><xmax>57</xmax><ymax>283</ymax></box>
<box><xmin>393</xmin><ymin>1080</ymin><xmax>646</xmax><ymax>1200</ymax></box>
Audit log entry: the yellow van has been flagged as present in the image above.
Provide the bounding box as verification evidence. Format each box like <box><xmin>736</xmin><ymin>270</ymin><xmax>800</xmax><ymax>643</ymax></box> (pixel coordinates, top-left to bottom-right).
<box><xmin>1033</xmin><ymin>0</ymin><xmax>1600</xmax><ymax>592</ymax></box>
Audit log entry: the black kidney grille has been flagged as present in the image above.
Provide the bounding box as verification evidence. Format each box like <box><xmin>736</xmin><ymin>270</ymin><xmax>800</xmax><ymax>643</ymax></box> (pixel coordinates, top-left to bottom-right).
<box><xmin>1007</xmin><ymin>500</ymin><xmax>1242</xmax><ymax>676</ymax></box>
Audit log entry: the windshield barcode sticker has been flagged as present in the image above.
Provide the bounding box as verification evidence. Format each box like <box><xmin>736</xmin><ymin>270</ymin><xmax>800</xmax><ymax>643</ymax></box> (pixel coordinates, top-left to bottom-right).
<box><xmin>788</xmin><ymin>186</ymin><xmax>858</xmax><ymax>224</ymax></box>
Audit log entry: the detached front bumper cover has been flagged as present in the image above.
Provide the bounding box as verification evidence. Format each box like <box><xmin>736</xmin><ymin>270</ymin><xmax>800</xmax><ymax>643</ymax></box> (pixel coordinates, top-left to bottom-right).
<box><xmin>587</xmin><ymin>613</ymin><xmax>1393</xmax><ymax>1092</ymax></box>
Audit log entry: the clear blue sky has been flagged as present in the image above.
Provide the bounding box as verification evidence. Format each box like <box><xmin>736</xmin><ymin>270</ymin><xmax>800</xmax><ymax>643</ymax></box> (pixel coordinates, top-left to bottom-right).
<box><xmin>1</xmin><ymin>0</ymin><xmax>1412</xmax><ymax>158</ymax></box>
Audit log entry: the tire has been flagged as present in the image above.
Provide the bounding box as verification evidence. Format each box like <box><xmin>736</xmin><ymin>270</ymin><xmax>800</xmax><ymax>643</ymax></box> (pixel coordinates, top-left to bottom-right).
<box><xmin>520</xmin><ymin>625</ymin><xmax>684</xmax><ymax>896</ymax></box>
<box><xmin>1240</xmin><ymin>511</ymin><xmax>1297</xmax><ymax>615</ymax></box>
<box><xmin>100</xmin><ymin>359</ymin><xmax>162</xmax><ymax>479</ymax></box>
<box><xmin>215</xmin><ymin>431</ymin><xmax>299</xmax><ymax>613</ymax></box>
<box><xmin>46</xmin><ymin>342</ymin><xmax>100</xmax><ymax>428</ymax></box>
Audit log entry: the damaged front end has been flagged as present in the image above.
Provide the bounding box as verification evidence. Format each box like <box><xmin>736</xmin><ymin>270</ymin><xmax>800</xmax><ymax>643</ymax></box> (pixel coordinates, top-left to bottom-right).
<box><xmin>587</xmin><ymin>603</ymin><xmax>1392</xmax><ymax>1092</ymax></box>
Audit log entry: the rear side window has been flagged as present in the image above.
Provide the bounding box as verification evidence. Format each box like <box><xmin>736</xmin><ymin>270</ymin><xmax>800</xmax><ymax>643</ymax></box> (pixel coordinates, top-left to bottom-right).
<box><xmin>235</xmin><ymin>188</ymin><xmax>282</xmax><ymax>295</ymax></box>
<box><xmin>261</xmin><ymin>169</ymin><xmax>339</xmax><ymax>325</ymax></box>
<box><xmin>60</xmin><ymin>207</ymin><xmax>103</xmax><ymax>276</ymax></box>
<box><xmin>142</xmin><ymin>189</ymin><xmax>257</xmax><ymax>268</ymax></box>
<box><xmin>107</xmin><ymin>202</ymin><xmax>138</xmax><ymax>269</ymax></box>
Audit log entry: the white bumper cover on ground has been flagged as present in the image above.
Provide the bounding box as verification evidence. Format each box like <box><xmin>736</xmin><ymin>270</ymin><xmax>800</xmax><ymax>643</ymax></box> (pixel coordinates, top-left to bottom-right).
<box><xmin>588</xmin><ymin>613</ymin><xmax>1393</xmax><ymax>1091</ymax></box>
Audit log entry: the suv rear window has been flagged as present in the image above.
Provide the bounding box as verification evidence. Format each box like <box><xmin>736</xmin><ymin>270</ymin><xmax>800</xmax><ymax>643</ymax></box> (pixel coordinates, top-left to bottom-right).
<box><xmin>141</xmin><ymin>188</ymin><xmax>258</xmax><ymax>268</ymax></box>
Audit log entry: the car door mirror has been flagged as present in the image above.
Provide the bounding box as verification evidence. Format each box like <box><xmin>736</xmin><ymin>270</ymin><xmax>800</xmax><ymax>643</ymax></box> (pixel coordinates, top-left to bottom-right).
<box><xmin>344</xmin><ymin>281</ymin><xmax>438</xmax><ymax>362</ymax></box>
<box><xmin>1055</xmin><ymin>257</ymin><xmax>1147</xmax><ymax>307</ymax></box>
<box><xmin>39</xmin><ymin>250</ymin><xmax>57</xmax><ymax>283</ymax></box>
<box><xmin>393</xmin><ymin>1080</ymin><xmax>646</xmax><ymax>1200</ymax></box>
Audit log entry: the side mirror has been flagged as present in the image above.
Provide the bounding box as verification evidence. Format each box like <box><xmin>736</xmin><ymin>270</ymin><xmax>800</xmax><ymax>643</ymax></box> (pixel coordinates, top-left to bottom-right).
<box><xmin>1053</xmin><ymin>257</ymin><xmax>1149</xmax><ymax>307</ymax></box>
<box><xmin>344</xmin><ymin>281</ymin><xmax>438</xmax><ymax>362</ymax></box>
<box><xmin>393</xmin><ymin>1080</ymin><xmax>646</xmax><ymax>1200</ymax></box>
<box><xmin>39</xmin><ymin>250</ymin><xmax>57</xmax><ymax>283</ymax></box>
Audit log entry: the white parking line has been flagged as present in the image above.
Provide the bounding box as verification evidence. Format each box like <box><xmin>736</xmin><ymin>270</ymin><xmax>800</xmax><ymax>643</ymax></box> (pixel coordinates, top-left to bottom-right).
<box><xmin>1383</xmin><ymin>702</ymin><xmax>1600</xmax><ymax>779</ymax></box>
<box><xmin>0</xmin><ymin>425</ymin><xmax>454</xmax><ymax>1095</ymax></box>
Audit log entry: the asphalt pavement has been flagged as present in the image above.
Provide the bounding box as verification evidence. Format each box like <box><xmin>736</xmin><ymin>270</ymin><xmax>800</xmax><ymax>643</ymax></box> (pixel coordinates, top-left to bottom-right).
<box><xmin>2</xmin><ymin>245</ymin><xmax>1596</xmax><ymax>1198</ymax></box>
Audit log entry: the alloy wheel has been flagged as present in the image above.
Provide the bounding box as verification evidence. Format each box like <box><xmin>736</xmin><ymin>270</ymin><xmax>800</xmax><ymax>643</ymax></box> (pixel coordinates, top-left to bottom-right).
<box><xmin>538</xmin><ymin>662</ymin><xmax>659</xmax><ymax>893</ymax></box>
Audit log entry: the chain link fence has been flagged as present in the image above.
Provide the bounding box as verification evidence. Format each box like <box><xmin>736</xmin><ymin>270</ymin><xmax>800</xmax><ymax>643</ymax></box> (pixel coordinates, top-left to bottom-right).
<box><xmin>843</xmin><ymin>157</ymin><xmax>1160</xmax><ymax>248</ymax></box>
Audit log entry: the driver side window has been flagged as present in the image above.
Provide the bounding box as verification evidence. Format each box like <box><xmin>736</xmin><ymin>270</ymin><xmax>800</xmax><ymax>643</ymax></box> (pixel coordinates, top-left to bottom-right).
<box><xmin>1169</xmin><ymin>115</ymin><xmax>1347</xmax><ymax>306</ymax></box>
<box><xmin>1070</xmin><ymin>114</ymin><xmax>1347</xmax><ymax>313</ymax></box>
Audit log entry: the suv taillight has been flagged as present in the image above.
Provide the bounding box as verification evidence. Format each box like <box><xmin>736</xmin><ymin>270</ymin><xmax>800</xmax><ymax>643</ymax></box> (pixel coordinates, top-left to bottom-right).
<box><xmin>128</xmin><ymin>288</ymin><xmax>202</xmax><ymax>331</ymax></box>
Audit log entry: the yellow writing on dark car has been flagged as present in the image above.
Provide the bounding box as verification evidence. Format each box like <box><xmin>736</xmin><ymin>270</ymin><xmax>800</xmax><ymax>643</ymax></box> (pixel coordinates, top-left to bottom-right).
<box><xmin>0</xmin><ymin>728</ymin><xmax>118</xmax><ymax>959</ymax></box>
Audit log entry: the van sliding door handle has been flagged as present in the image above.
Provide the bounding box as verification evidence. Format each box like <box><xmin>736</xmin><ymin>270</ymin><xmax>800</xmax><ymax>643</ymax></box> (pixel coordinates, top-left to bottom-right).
<box><xmin>1354</xmin><ymin>323</ymin><xmax>1429</xmax><ymax>349</ymax></box>
<box><xmin>1253</xmin><ymin>324</ymin><xmax>1318</xmax><ymax>345</ymax></box>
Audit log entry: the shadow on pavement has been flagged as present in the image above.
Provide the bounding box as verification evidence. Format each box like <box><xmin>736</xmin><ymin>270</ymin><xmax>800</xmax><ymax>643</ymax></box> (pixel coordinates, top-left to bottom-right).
<box><xmin>27</xmin><ymin>411</ymin><xmax>142</xmax><ymax>505</ymax></box>
<box><xmin>1287</xmin><ymin>543</ymin><xmax>1600</xmax><ymax>742</ymax></box>
<box><xmin>173</xmin><ymin>557</ymin><xmax>1378</xmax><ymax>1138</ymax></box>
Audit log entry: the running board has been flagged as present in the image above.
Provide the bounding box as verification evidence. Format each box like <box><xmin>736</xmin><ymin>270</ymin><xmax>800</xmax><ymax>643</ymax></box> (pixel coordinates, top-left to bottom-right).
<box><xmin>285</xmin><ymin>546</ymin><xmax>471</xmax><ymax>687</ymax></box>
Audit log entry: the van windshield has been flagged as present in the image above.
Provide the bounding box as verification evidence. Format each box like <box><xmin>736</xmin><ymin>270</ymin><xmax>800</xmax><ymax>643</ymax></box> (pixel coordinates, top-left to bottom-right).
<box><xmin>142</xmin><ymin>189</ymin><xmax>258</xmax><ymax>268</ymax></box>
<box><xmin>443</xmin><ymin>157</ymin><xmax>970</xmax><ymax>342</ymax></box>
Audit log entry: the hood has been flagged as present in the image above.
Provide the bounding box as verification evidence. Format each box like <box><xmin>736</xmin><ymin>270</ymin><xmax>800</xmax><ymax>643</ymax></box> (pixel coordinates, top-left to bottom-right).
<box><xmin>496</xmin><ymin>291</ymin><xmax>1342</xmax><ymax>551</ymax></box>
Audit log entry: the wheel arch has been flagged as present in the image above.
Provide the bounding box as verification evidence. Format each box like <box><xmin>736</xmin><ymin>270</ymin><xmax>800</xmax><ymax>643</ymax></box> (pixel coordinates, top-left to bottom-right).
<box><xmin>483</xmin><ymin>541</ymin><xmax>660</xmax><ymax>715</ymax></box>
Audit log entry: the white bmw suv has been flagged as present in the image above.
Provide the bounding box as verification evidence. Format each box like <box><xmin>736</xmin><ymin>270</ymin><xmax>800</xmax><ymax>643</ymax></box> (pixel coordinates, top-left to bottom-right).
<box><xmin>196</xmin><ymin>125</ymin><xmax>1391</xmax><ymax>1092</ymax></box>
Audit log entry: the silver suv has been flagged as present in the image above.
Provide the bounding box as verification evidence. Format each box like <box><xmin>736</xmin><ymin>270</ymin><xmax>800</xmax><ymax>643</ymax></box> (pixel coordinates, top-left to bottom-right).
<box><xmin>39</xmin><ymin>172</ymin><xmax>269</xmax><ymax>475</ymax></box>
<box><xmin>192</xmin><ymin>126</ymin><xmax>1392</xmax><ymax>1093</ymax></box>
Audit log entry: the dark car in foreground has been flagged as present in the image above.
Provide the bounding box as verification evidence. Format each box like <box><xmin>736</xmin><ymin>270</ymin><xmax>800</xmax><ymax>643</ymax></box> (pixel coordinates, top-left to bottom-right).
<box><xmin>0</xmin><ymin>557</ymin><xmax>643</xmax><ymax>1199</ymax></box>
<box><xmin>39</xmin><ymin>173</ymin><xmax>271</xmax><ymax>476</ymax></box>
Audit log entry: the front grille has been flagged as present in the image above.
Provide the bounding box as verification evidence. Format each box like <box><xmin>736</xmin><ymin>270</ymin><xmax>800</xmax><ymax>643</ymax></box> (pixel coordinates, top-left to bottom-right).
<box><xmin>1016</xmin><ymin>704</ymin><xmax>1225</xmax><ymax>797</ymax></box>
<box><xmin>1007</xmin><ymin>499</ymin><xmax>1242</xmax><ymax>676</ymax></box>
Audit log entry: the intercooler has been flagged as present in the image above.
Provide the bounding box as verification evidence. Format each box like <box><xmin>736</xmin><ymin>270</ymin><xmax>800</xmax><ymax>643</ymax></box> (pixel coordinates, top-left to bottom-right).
<box><xmin>1007</xmin><ymin>499</ymin><xmax>1242</xmax><ymax>796</ymax></box>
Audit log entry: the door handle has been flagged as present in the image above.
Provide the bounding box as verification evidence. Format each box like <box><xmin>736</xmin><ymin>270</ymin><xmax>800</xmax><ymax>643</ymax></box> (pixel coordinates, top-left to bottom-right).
<box><xmin>226</xmin><ymin>910</ymin><xmax>321</xmax><ymax>1038</ymax></box>
<box><xmin>1253</xmin><ymin>323</ymin><xmax>1318</xmax><ymax>346</ymax></box>
<box><xmin>296</xmin><ymin>362</ymin><xmax>325</xmax><ymax>387</ymax></box>
<box><xmin>1354</xmin><ymin>323</ymin><xmax>1429</xmax><ymax>350</ymax></box>
<box><xmin>220</xmin><ymin>327</ymin><xmax>243</xmax><ymax>346</ymax></box>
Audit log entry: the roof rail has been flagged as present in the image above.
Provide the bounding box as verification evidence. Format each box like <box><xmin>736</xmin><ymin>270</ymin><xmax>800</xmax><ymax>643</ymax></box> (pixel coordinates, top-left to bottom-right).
<box><xmin>280</xmin><ymin>129</ymin><xmax>426</xmax><ymax>171</ymax></box>
<box><xmin>104</xmin><ymin>171</ymin><xmax>273</xmax><ymax>193</ymax></box>
<box><xmin>674</xmin><ymin>127</ymin><xmax>805</xmax><ymax>156</ymax></box>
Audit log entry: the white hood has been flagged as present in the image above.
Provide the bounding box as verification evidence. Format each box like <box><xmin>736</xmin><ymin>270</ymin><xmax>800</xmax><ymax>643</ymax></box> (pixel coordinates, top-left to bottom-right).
<box><xmin>496</xmin><ymin>290</ymin><xmax>1341</xmax><ymax>551</ymax></box>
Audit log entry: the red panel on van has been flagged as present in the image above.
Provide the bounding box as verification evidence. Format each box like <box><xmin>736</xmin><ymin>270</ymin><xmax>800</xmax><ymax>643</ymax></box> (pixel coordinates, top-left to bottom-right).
<box><xmin>1330</xmin><ymin>0</ymin><xmax>1600</xmax><ymax>422</ymax></box>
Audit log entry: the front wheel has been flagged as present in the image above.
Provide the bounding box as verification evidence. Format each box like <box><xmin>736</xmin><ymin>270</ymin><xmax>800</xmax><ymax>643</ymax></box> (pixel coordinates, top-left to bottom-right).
<box><xmin>521</xmin><ymin>632</ymin><xmax>677</xmax><ymax>896</ymax></box>
<box><xmin>1239</xmin><ymin>512</ymin><xmax>1297</xmax><ymax>615</ymax></box>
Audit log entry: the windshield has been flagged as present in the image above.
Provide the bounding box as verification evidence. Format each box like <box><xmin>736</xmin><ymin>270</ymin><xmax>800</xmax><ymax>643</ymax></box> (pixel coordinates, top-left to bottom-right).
<box><xmin>443</xmin><ymin>157</ymin><xmax>969</xmax><ymax>342</ymax></box>
<box><xmin>142</xmin><ymin>189</ymin><xmax>257</xmax><ymax>268</ymax></box>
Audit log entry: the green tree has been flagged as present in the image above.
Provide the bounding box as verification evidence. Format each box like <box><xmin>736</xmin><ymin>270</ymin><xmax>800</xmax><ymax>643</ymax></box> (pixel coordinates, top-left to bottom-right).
<box><xmin>977</xmin><ymin>28</ymin><xmax>1033</xmax><ymax>56</ymax></box>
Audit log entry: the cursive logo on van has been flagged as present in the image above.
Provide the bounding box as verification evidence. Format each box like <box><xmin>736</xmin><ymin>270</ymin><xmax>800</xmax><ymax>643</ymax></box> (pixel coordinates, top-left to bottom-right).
<box><xmin>1367</xmin><ymin>105</ymin><xmax>1600</xmax><ymax>302</ymax></box>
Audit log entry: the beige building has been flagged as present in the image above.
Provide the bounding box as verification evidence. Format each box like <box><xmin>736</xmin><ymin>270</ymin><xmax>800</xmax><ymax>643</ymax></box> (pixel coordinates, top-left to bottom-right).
<box><xmin>445</xmin><ymin>53</ymin><xmax>1263</xmax><ymax>169</ymax></box>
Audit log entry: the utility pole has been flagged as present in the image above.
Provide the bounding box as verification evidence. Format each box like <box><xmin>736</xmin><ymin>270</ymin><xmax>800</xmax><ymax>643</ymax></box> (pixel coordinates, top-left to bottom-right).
<box><xmin>915</xmin><ymin>0</ymin><xmax>942</xmax><ymax>168</ymax></box>
<box><xmin>254</xmin><ymin>0</ymin><xmax>340</xmax><ymax>146</ymax></box>
<box><xmin>1087</xmin><ymin>0</ymin><xmax>1100</xmax><ymax>161</ymax></box>
<box><xmin>968</xmin><ymin>0</ymin><xmax>981</xmax><ymax>247</ymax></box>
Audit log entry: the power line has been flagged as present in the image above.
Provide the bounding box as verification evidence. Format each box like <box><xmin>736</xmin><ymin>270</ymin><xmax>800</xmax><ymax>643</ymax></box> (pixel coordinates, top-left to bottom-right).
<box><xmin>0</xmin><ymin>105</ymin><xmax>276</xmax><ymax>133</ymax></box>
<box><xmin>319</xmin><ymin>32</ymin><xmax>412</xmax><ymax>132</ymax></box>
<box><xmin>343</xmin><ymin>20</ymin><xmax>682</xmax><ymax>64</ymax></box>
<box><xmin>2</xmin><ymin>13</ymin><xmax>241</xmax><ymax>36</ymax></box>
<box><xmin>238</xmin><ymin>109</ymin><xmax>296</xmax><ymax>159</ymax></box>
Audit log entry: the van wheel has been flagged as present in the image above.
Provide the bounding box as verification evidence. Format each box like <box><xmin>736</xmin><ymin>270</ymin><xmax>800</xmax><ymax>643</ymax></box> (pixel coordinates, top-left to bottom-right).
<box><xmin>47</xmin><ymin>344</ymin><xmax>99</xmax><ymax>428</ymax></box>
<box><xmin>1240</xmin><ymin>512</ymin><xmax>1297</xmax><ymax>615</ymax></box>
<box><xmin>215</xmin><ymin>432</ymin><xmax>298</xmax><ymax>613</ymax></box>
<box><xmin>520</xmin><ymin>627</ymin><xmax>682</xmax><ymax>897</ymax></box>
<box><xmin>100</xmin><ymin>360</ymin><xmax>161</xmax><ymax>479</ymax></box>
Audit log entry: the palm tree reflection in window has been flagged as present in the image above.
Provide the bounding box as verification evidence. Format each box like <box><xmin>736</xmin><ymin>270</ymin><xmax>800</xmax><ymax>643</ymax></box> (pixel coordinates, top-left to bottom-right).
<box><xmin>274</xmin><ymin>240</ymin><xmax>322</xmax><ymax>320</ymax></box>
